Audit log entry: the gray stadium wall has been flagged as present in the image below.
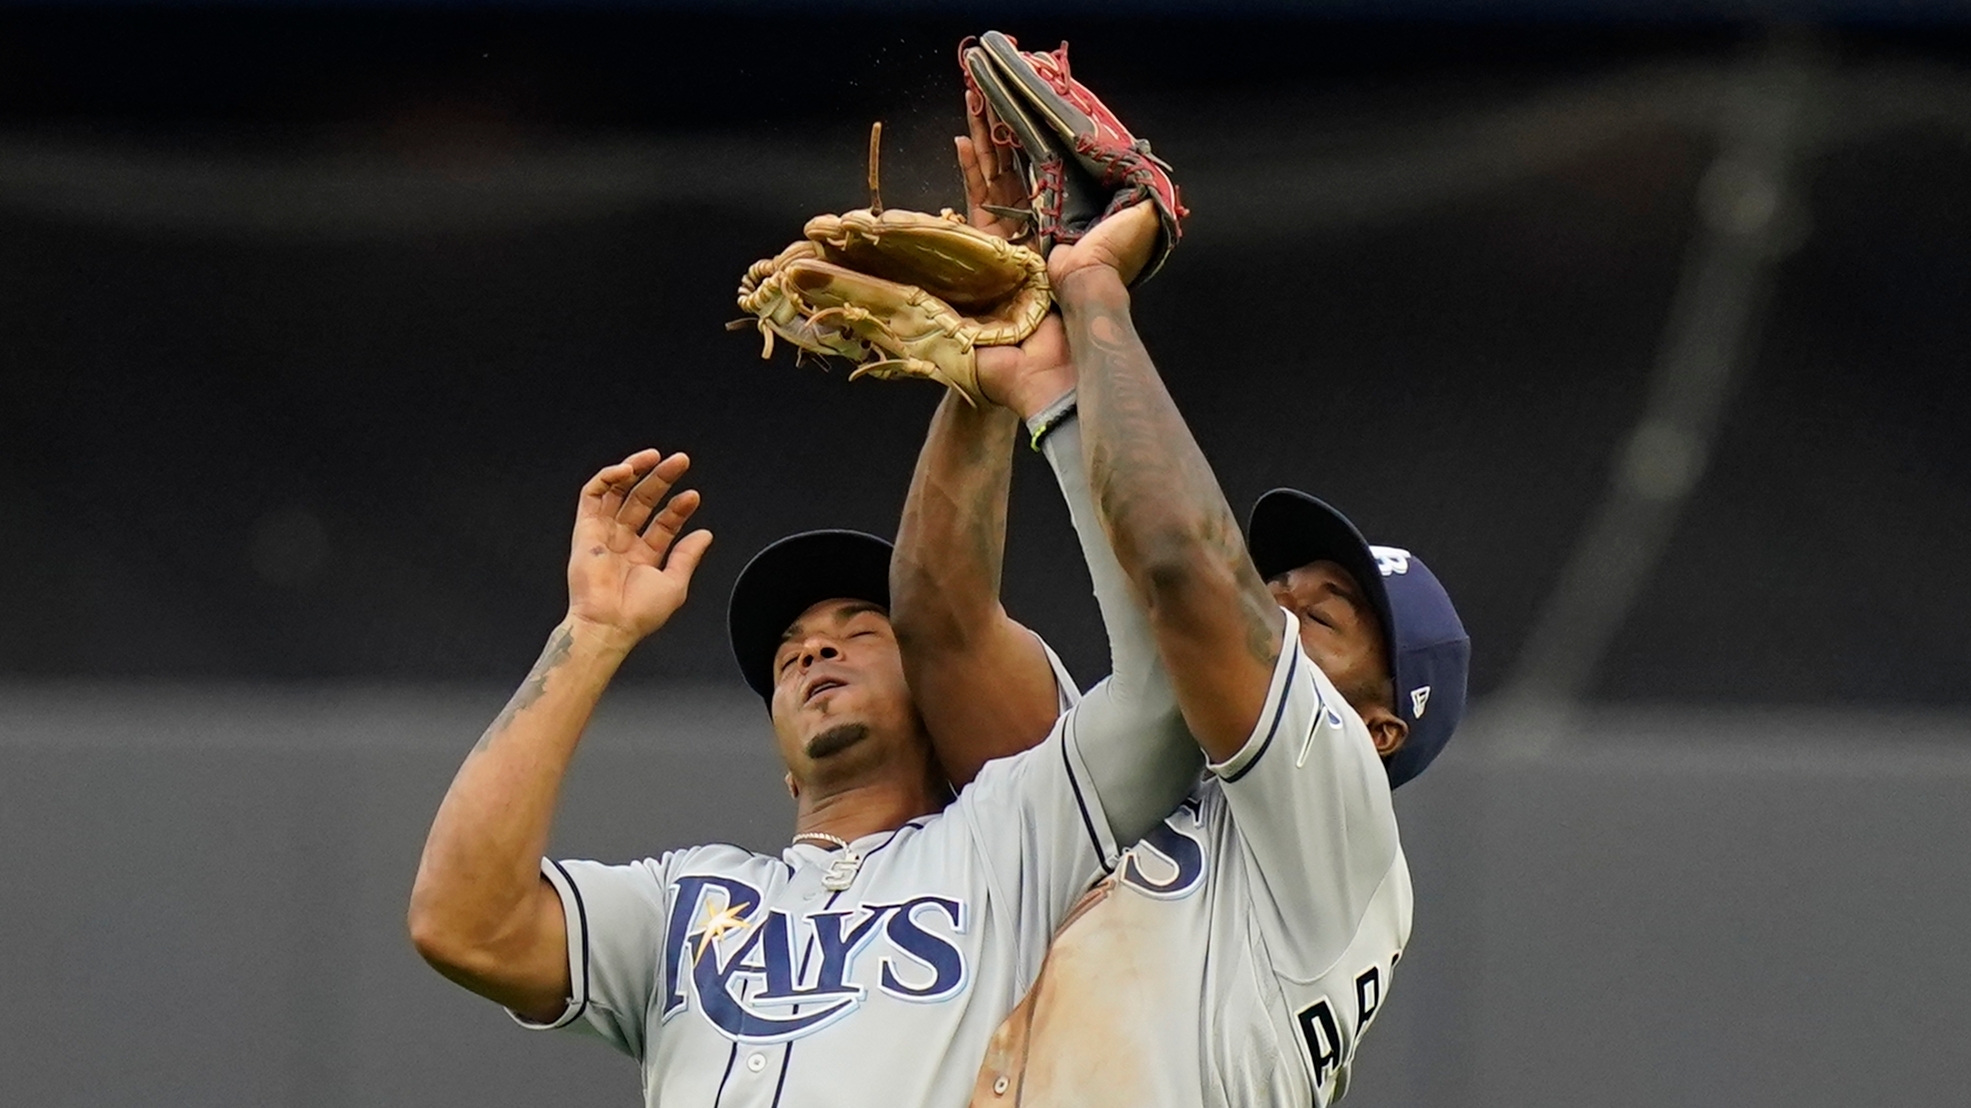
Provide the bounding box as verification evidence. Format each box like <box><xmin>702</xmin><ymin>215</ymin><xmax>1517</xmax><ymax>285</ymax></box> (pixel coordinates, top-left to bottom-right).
<box><xmin>3</xmin><ymin>684</ymin><xmax>1967</xmax><ymax>1108</ymax></box>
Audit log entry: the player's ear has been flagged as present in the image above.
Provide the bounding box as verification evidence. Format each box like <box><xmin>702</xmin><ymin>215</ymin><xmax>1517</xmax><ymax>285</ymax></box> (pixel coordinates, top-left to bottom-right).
<box><xmin>785</xmin><ymin>771</ymin><xmax>800</xmax><ymax>800</ymax></box>
<box><xmin>1363</xmin><ymin>708</ymin><xmax>1408</xmax><ymax>758</ymax></box>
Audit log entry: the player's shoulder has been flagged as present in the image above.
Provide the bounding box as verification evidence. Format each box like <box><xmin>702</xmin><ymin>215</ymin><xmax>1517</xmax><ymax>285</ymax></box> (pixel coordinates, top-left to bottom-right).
<box><xmin>563</xmin><ymin>842</ymin><xmax>791</xmax><ymax>885</ymax></box>
<box><xmin>1189</xmin><ymin>773</ymin><xmax>1225</xmax><ymax>809</ymax></box>
<box><xmin>1282</xmin><ymin>638</ymin><xmax>1384</xmax><ymax>765</ymax></box>
<box><xmin>933</xmin><ymin>715</ymin><xmax>1081</xmax><ymax>854</ymax></box>
<box><xmin>673</xmin><ymin>841</ymin><xmax>784</xmax><ymax>867</ymax></box>
<box><xmin>1031</xmin><ymin>632</ymin><xmax>1080</xmax><ymax>711</ymax></box>
<box><xmin>1180</xmin><ymin>774</ymin><xmax>1237</xmax><ymax>841</ymax></box>
<box><xmin>1287</xmin><ymin>640</ymin><xmax>1357</xmax><ymax>729</ymax></box>
<box><xmin>952</xmin><ymin>710</ymin><xmax>1072</xmax><ymax>798</ymax></box>
<box><xmin>1212</xmin><ymin>636</ymin><xmax>1369</xmax><ymax>786</ymax></box>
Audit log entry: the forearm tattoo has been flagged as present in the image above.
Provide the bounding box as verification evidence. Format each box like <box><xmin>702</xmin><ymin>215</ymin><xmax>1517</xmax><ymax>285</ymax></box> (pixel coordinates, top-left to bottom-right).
<box><xmin>472</xmin><ymin>623</ymin><xmax>575</xmax><ymax>753</ymax></box>
<box><xmin>906</xmin><ymin>398</ymin><xmax>1013</xmax><ymax>598</ymax></box>
<box><xmin>1074</xmin><ymin>296</ymin><xmax>1281</xmax><ymax>668</ymax></box>
<box><xmin>958</xmin><ymin>411</ymin><xmax>1013</xmax><ymax>594</ymax></box>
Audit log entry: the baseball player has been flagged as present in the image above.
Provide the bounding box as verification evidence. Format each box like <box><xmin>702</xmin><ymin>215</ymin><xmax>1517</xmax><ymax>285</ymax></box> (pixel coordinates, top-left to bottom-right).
<box><xmin>877</xmin><ymin>100</ymin><xmax>1473</xmax><ymax>1107</ymax></box>
<box><xmin>406</xmin><ymin>436</ymin><xmax>1203</xmax><ymax>1103</ymax></box>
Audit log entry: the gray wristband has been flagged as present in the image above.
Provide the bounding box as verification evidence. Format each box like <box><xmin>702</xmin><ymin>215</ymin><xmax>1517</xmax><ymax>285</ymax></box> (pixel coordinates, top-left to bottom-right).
<box><xmin>1025</xmin><ymin>389</ymin><xmax>1079</xmax><ymax>452</ymax></box>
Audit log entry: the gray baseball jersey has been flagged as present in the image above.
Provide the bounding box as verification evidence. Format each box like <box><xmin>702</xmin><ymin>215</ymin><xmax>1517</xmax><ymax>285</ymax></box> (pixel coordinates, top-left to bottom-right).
<box><xmin>511</xmin><ymin>649</ymin><xmax>1134</xmax><ymax>1108</ymax></box>
<box><xmin>970</xmin><ymin>613</ymin><xmax>1412</xmax><ymax>1108</ymax></box>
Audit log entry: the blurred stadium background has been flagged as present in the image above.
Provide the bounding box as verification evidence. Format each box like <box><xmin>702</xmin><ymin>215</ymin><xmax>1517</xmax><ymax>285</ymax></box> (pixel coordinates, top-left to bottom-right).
<box><xmin>3</xmin><ymin>2</ymin><xmax>1968</xmax><ymax>1106</ymax></box>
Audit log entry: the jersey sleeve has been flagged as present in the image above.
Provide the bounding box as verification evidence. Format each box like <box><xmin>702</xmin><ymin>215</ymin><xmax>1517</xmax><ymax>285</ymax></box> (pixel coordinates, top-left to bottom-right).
<box><xmin>1208</xmin><ymin>611</ymin><xmax>1404</xmax><ymax>976</ymax></box>
<box><xmin>507</xmin><ymin>854</ymin><xmax>674</xmax><ymax>1060</ymax></box>
<box><xmin>953</xmin><ymin>705</ymin><xmax>1123</xmax><ymax>978</ymax></box>
<box><xmin>1036</xmin><ymin>633</ymin><xmax>1082</xmax><ymax>712</ymax></box>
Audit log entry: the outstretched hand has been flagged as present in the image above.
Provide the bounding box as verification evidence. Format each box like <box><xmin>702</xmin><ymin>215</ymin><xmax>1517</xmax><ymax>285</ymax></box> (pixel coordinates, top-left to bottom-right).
<box><xmin>566</xmin><ymin>449</ymin><xmax>714</xmax><ymax>651</ymax></box>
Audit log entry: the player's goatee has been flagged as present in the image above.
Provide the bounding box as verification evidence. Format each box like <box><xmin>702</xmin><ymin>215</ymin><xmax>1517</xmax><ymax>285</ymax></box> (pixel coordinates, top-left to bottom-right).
<box><xmin>807</xmin><ymin>722</ymin><xmax>870</xmax><ymax>759</ymax></box>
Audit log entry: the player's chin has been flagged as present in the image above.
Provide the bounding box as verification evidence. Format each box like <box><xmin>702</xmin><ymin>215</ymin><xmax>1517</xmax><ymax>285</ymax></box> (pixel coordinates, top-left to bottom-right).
<box><xmin>804</xmin><ymin>722</ymin><xmax>872</xmax><ymax>760</ymax></box>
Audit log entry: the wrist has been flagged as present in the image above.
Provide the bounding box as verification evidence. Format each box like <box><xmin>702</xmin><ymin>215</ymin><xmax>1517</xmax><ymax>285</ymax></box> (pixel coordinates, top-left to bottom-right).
<box><xmin>1024</xmin><ymin>389</ymin><xmax>1077</xmax><ymax>452</ymax></box>
<box><xmin>1004</xmin><ymin>375</ymin><xmax>1074</xmax><ymax>423</ymax></box>
<box><xmin>560</xmin><ymin>615</ymin><xmax>640</xmax><ymax>667</ymax></box>
<box><xmin>1056</xmin><ymin>265</ymin><xmax>1130</xmax><ymax>311</ymax></box>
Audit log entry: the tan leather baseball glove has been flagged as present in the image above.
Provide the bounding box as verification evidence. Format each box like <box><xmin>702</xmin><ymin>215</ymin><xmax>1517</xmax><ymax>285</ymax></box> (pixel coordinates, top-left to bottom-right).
<box><xmin>732</xmin><ymin>124</ymin><xmax>1051</xmax><ymax>407</ymax></box>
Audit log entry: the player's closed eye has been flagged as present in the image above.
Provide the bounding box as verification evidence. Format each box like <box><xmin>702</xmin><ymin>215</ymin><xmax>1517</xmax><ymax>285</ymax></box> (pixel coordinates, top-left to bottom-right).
<box><xmin>1326</xmin><ymin>580</ymin><xmax>1364</xmax><ymax>609</ymax></box>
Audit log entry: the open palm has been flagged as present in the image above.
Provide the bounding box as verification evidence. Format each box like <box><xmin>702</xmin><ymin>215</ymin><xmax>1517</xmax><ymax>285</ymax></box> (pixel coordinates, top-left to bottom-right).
<box><xmin>566</xmin><ymin>449</ymin><xmax>714</xmax><ymax>647</ymax></box>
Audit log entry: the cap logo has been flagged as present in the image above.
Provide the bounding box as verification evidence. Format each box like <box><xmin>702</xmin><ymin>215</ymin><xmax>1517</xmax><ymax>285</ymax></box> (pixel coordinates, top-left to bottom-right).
<box><xmin>1410</xmin><ymin>686</ymin><xmax>1431</xmax><ymax>718</ymax></box>
<box><xmin>1371</xmin><ymin>546</ymin><xmax>1412</xmax><ymax>576</ymax></box>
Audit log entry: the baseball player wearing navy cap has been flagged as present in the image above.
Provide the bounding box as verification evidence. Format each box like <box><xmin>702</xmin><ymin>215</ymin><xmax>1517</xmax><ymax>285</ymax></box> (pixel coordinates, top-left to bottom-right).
<box><xmin>878</xmin><ymin>139</ymin><xmax>1470</xmax><ymax>1105</ymax></box>
<box><xmin>407</xmin><ymin>442</ymin><xmax>1203</xmax><ymax>1106</ymax></box>
<box><xmin>1246</xmin><ymin>487</ymin><xmax>1470</xmax><ymax>789</ymax></box>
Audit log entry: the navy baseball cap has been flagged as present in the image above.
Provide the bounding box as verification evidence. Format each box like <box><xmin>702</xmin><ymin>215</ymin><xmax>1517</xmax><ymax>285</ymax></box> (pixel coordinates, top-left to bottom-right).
<box><xmin>728</xmin><ymin>529</ymin><xmax>895</xmax><ymax>701</ymax></box>
<box><xmin>1246</xmin><ymin>489</ymin><xmax>1470</xmax><ymax>789</ymax></box>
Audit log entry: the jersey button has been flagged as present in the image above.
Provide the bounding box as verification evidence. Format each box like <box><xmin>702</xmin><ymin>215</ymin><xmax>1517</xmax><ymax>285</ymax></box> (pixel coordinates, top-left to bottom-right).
<box><xmin>747</xmin><ymin>1053</ymin><xmax>768</xmax><ymax>1074</ymax></box>
<box><xmin>993</xmin><ymin>1076</ymin><xmax>1009</xmax><ymax>1096</ymax></box>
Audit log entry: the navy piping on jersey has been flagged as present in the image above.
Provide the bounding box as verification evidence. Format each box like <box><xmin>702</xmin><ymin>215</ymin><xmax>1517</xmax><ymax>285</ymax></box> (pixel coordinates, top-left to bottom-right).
<box><xmin>710</xmin><ymin>1044</ymin><xmax>740</xmax><ymax>1106</ymax></box>
<box><xmin>1223</xmin><ymin>647</ymin><xmax>1300</xmax><ymax>784</ymax></box>
<box><xmin>769</xmin><ymin>1043</ymin><xmax>798</xmax><ymax>1106</ymax></box>
<box><xmin>764</xmin><ymin>824</ymin><xmax>916</xmax><ymax>1108</ymax></box>
<box><xmin>547</xmin><ymin>859</ymin><xmax>592</xmax><ymax>1026</ymax></box>
<box><xmin>1059</xmin><ymin>714</ymin><xmax>1114</xmax><ymax>873</ymax></box>
<box><xmin>765</xmin><ymin>957</ymin><xmax>812</xmax><ymax>1108</ymax></box>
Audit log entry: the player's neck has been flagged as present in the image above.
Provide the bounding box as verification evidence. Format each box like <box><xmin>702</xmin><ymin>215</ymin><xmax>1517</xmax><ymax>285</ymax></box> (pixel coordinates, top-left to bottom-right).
<box><xmin>792</xmin><ymin>778</ymin><xmax>946</xmax><ymax>844</ymax></box>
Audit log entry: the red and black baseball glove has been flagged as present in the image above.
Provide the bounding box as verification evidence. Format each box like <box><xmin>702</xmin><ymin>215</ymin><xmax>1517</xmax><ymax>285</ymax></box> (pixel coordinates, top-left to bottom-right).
<box><xmin>960</xmin><ymin>30</ymin><xmax>1189</xmax><ymax>283</ymax></box>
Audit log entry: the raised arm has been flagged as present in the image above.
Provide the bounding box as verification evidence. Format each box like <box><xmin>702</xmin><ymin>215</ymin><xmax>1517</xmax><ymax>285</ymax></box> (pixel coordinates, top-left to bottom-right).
<box><xmin>1052</xmin><ymin>206</ymin><xmax>1288</xmax><ymax>763</ymax></box>
<box><xmin>892</xmin><ymin>104</ymin><xmax>1204</xmax><ymax>828</ymax></box>
<box><xmin>891</xmin><ymin>391</ymin><xmax>1061</xmax><ymax>787</ymax></box>
<box><xmin>888</xmin><ymin>109</ymin><xmax>1076</xmax><ymax>789</ymax></box>
<box><xmin>407</xmin><ymin>449</ymin><xmax>712</xmax><ymax>1021</ymax></box>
